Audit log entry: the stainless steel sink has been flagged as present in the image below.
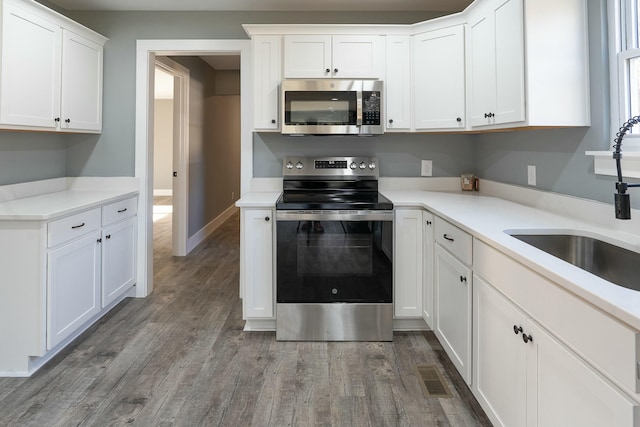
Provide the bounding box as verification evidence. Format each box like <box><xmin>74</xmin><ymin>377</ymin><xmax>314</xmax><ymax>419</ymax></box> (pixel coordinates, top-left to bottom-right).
<box><xmin>509</xmin><ymin>233</ymin><xmax>640</xmax><ymax>292</ymax></box>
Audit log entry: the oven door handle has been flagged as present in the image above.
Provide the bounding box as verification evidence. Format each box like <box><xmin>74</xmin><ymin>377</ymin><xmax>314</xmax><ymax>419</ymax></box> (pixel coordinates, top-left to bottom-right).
<box><xmin>276</xmin><ymin>210</ymin><xmax>393</xmax><ymax>222</ymax></box>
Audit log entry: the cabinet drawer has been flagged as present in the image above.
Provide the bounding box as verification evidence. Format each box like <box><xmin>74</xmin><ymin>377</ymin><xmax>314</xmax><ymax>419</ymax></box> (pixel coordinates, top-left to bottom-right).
<box><xmin>435</xmin><ymin>217</ymin><xmax>472</xmax><ymax>264</ymax></box>
<box><xmin>48</xmin><ymin>208</ymin><xmax>101</xmax><ymax>248</ymax></box>
<box><xmin>102</xmin><ymin>196</ymin><xmax>137</xmax><ymax>226</ymax></box>
<box><xmin>474</xmin><ymin>239</ymin><xmax>640</xmax><ymax>395</ymax></box>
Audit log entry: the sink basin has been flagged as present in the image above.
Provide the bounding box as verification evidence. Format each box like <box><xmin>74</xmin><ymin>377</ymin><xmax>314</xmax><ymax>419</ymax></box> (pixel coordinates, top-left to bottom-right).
<box><xmin>509</xmin><ymin>233</ymin><xmax>640</xmax><ymax>292</ymax></box>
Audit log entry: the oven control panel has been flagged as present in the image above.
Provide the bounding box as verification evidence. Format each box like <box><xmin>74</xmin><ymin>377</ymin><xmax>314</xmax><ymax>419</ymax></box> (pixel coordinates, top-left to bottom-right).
<box><xmin>283</xmin><ymin>157</ymin><xmax>379</xmax><ymax>177</ymax></box>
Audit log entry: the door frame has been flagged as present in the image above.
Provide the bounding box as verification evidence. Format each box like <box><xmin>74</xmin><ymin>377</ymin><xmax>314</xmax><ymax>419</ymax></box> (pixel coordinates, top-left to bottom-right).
<box><xmin>135</xmin><ymin>39</ymin><xmax>252</xmax><ymax>296</ymax></box>
<box><xmin>154</xmin><ymin>57</ymin><xmax>190</xmax><ymax>257</ymax></box>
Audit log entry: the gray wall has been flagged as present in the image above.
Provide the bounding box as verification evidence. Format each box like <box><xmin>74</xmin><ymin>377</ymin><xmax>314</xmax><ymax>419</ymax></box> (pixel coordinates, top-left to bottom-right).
<box><xmin>0</xmin><ymin>132</ymin><xmax>66</xmax><ymax>185</ymax></box>
<box><xmin>474</xmin><ymin>0</ymin><xmax>627</xmax><ymax>206</ymax></box>
<box><xmin>253</xmin><ymin>133</ymin><xmax>476</xmax><ymax>177</ymax></box>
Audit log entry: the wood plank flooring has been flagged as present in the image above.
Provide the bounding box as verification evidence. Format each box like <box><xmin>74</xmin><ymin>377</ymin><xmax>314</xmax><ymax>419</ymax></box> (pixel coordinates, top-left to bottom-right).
<box><xmin>0</xmin><ymin>202</ymin><xmax>491</xmax><ymax>426</ymax></box>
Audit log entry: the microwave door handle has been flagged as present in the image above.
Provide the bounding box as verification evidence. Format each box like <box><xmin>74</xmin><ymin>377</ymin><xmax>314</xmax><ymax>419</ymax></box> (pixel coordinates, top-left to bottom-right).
<box><xmin>356</xmin><ymin>91</ymin><xmax>363</xmax><ymax>126</ymax></box>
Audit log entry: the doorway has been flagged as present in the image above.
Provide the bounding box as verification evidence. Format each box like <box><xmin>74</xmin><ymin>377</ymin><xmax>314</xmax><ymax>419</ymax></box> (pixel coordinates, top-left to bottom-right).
<box><xmin>153</xmin><ymin>57</ymin><xmax>189</xmax><ymax>257</ymax></box>
<box><xmin>135</xmin><ymin>40</ymin><xmax>252</xmax><ymax>297</ymax></box>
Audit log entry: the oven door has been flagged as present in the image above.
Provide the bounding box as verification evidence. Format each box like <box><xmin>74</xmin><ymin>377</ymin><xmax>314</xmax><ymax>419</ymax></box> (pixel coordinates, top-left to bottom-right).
<box><xmin>276</xmin><ymin>210</ymin><xmax>393</xmax><ymax>304</ymax></box>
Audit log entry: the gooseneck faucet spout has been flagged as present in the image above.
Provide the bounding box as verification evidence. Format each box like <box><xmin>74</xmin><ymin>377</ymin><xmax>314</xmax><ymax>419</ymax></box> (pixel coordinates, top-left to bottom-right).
<box><xmin>613</xmin><ymin>115</ymin><xmax>640</xmax><ymax>219</ymax></box>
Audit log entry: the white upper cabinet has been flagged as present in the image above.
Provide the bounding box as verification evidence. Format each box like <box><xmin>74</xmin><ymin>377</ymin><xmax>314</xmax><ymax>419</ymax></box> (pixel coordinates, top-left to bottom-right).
<box><xmin>284</xmin><ymin>35</ymin><xmax>384</xmax><ymax>79</ymax></box>
<box><xmin>0</xmin><ymin>0</ymin><xmax>107</xmax><ymax>133</ymax></box>
<box><xmin>1</xmin><ymin>1</ymin><xmax>61</xmax><ymax>129</ymax></box>
<box><xmin>414</xmin><ymin>25</ymin><xmax>466</xmax><ymax>130</ymax></box>
<box><xmin>469</xmin><ymin>0</ymin><xmax>525</xmax><ymax>128</ymax></box>
<box><xmin>469</xmin><ymin>0</ymin><xmax>590</xmax><ymax>129</ymax></box>
<box><xmin>60</xmin><ymin>30</ymin><xmax>103</xmax><ymax>132</ymax></box>
<box><xmin>252</xmin><ymin>35</ymin><xmax>281</xmax><ymax>131</ymax></box>
<box><xmin>385</xmin><ymin>35</ymin><xmax>412</xmax><ymax>131</ymax></box>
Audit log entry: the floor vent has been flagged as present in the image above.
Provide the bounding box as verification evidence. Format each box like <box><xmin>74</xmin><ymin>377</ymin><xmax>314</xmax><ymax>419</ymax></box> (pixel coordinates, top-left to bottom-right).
<box><xmin>416</xmin><ymin>365</ymin><xmax>453</xmax><ymax>398</ymax></box>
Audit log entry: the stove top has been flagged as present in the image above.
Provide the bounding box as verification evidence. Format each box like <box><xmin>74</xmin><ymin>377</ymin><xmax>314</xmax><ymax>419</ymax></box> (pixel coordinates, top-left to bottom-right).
<box><xmin>276</xmin><ymin>157</ymin><xmax>393</xmax><ymax>211</ymax></box>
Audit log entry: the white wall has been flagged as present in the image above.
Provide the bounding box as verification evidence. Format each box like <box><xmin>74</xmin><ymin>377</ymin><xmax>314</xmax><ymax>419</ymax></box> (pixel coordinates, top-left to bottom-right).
<box><xmin>153</xmin><ymin>99</ymin><xmax>174</xmax><ymax>195</ymax></box>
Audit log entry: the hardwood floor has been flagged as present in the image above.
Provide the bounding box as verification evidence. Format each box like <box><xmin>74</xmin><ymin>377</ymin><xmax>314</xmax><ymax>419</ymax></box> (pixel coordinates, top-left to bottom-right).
<box><xmin>0</xmin><ymin>205</ymin><xmax>491</xmax><ymax>426</ymax></box>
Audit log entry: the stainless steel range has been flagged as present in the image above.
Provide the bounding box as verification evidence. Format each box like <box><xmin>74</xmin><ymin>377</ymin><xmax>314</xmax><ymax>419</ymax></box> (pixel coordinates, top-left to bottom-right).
<box><xmin>275</xmin><ymin>156</ymin><xmax>393</xmax><ymax>341</ymax></box>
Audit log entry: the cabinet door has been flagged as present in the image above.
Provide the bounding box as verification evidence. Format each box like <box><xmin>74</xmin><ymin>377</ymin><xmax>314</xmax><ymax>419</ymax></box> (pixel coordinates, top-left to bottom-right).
<box><xmin>473</xmin><ymin>275</ymin><xmax>527</xmax><ymax>427</ymax></box>
<box><xmin>0</xmin><ymin>1</ymin><xmax>61</xmax><ymax>129</ymax></box>
<box><xmin>60</xmin><ymin>29</ymin><xmax>103</xmax><ymax>132</ymax></box>
<box><xmin>469</xmin><ymin>0</ymin><xmax>524</xmax><ymax>127</ymax></box>
<box><xmin>47</xmin><ymin>231</ymin><xmax>101</xmax><ymax>350</ymax></box>
<box><xmin>435</xmin><ymin>244</ymin><xmax>472</xmax><ymax>384</ymax></box>
<box><xmin>102</xmin><ymin>217</ymin><xmax>137</xmax><ymax>308</ymax></box>
<box><xmin>422</xmin><ymin>211</ymin><xmax>434</xmax><ymax>327</ymax></box>
<box><xmin>469</xmin><ymin>3</ymin><xmax>497</xmax><ymax>127</ymax></box>
<box><xmin>414</xmin><ymin>25</ymin><xmax>466</xmax><ymax>130</ymax></box>
<box><xmin>283</xmin><ymin>35</ymin><xmax>332</xmax><ymax>78</ymax></box>
<box><xmin>394</xmin><ymin>209</ymin><xmax>423</xmax><ymax>318</ymax></box>
<box><xmin>252</xmin><ymin>35</ymin><xmax>281</xmax><ymax>130</ymax></box>
<box><xmin>385</xmin><ymin>36</ymin><xmax>411</xmax><ymax>131</ymax></box>
<box><xmin>530</xmin><ymin>321</ymin><xmax>640</xmax><ymax>427</ymax></box>
<box><xmin>331</xmin><ymin>35</ymin><xmax>384</xmax><ymax>79</ymax></box>
<box><xmin>493</xmin><ymin>0</ymin><xmax>525</xmax><ymax>125</ymax></box>
<box><xmin>243</xmin><ymin>209</ymin><xmax>274</xmax><ymax>318</ymax></box>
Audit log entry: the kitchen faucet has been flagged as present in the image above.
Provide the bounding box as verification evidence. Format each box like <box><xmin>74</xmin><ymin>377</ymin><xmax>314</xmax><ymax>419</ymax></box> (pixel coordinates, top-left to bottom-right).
<box><xmin>613</xmin><ymin>115</ymin><xmax>640</xmax><ymax>219</ymax></box>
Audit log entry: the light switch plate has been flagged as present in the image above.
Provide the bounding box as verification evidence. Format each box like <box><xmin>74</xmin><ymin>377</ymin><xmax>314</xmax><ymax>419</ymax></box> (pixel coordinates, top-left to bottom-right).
<box><xmin>527</xmin><ymin>165</ymin><xmax>536</xmax><ymax>186</ymax></box>
<box><xmin>421</xmin><ymin>160</ymin><xmax>433</xmax><ymax>177</ymax></box>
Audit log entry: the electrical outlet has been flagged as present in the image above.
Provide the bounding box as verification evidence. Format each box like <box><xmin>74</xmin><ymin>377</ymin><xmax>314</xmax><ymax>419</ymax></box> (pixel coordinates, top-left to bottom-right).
<box><xmin>527</xmin><ymin>165</ymin><xmax>536</xmax><ymax>186</ymax></box>
<box><xmin>421</xmin><ymin>160</ymin><xmax>433</xmax><ymax>177</ymax></box>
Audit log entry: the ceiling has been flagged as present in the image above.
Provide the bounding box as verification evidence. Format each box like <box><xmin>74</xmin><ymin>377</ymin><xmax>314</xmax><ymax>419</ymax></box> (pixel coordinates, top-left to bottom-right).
<box><xmin>47</xmin><ymin>0</ymin><xmax>472</xmax><ymax>13</ymax></box>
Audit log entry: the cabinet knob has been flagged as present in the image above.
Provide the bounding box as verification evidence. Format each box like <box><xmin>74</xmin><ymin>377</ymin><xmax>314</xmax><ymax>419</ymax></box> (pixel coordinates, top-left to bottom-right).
<box><xmin>65</xmin><ymin>118</ymin><xmax>71</xmax><ymax>123</ymax></box>
<box><xmin>271</xmin><ymin>119</ymin><xmax>276</xmax><ymax>124</ymax></box>
<box><xmin>513</xmin><ymin>325</ymin><xmax>523</xmax><ymax>335</ymax></box>
<box><xmin>97</xmin><ymin>238</ymin><xmax>102</xmax><ymax>243</ymax></box>
<box><xmin>426</xmin><ymin>220</ymin><xmax>432</xmax><ymax>226</ymax></box>
<box><xmin>334</xmin><ymin>68</ymin><xmax>338</xmax><ymax>73</ymax></box>
<box><xmin>388</xmin><ymin>119</ymin><xmax>394</xmax><ymax>124</ymax></box>
<box><xmin>522</xmin><ymin>333</ymin><xmax>533</xmax><ymax>344</ymax></box>
<box><xmin>106</xmin><ymin>234</ymin><xmax>111</xmax><ymax>239</ymax></box>
<box><xmin>325</xmin><ymin>68</ymin><xmax>331</xmax><ymax>73</ymax></box>
<box><xmin>456</xmin><ymin>117</ymin><xmax>462</xmax><ymax>122</ymax></box>
<box><xmin>459</xmin><ymin>275</ymin><xmax>467</xmax><ymax>283</ymax></box>
<box><xmin>54</xmin><ymin>117</ymin><xmax>60</xmax><ymax>122</ymax></box>
<box><xmin>265</xmin><ymin>216</ymin><xmax>270</xmax><ymax>222</ymax></box>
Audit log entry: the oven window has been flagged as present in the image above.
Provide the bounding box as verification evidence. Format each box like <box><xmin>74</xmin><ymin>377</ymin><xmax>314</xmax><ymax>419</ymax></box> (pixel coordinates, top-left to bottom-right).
<box><xmin>284</xmin><ymin>91</ymin><xmax>357</xmax><ymax>125</ymax></box>
<box><xmin>276</xmin><ymin>219</ymin><xmax>393</xmax><ymax>303</ymax></box>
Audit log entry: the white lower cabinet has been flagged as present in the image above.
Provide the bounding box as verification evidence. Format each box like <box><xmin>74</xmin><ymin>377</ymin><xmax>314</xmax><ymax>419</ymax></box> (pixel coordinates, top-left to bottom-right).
<box><xmin>47</xmin><ymin>230</ymin><xmax>101</xmax><ymax>350</ymax></box>
<box><xmin>102</xmin><ymin>216</ymin><xmax>137</xmax><ymax>308</ymax></box>
<box><xmin>474</xmin><ymin>275</ymin><xmax>639</xmax><ymax>427</ymax></box>
<box><xmin>394</xmin><ymin>209</ymin><xmax>423</xmax><ymax>318</ymax></box>
<box><xmin>242</xmin><ymin>208</ymin><xmax>274</xmax><ymax>319</ymax></box>
<box><xmin>435</xmin><ymin>244</ymin><xmax>472</xmax><ymax>384</ymax></box>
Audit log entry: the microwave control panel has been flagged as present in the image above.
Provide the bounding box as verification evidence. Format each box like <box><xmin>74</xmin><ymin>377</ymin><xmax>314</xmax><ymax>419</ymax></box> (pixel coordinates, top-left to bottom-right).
<box><xmin>362</xmin><ymin>91</ymin><xmax>381</xmax><ymax>125</ymax></box>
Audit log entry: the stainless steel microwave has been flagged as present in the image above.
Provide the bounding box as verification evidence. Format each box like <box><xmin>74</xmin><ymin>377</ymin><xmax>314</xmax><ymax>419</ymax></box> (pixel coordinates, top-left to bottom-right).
<box><xmin>281</xmin><ymin>79</ymin><xmax>384</xmax><ymax>135</ymax></box>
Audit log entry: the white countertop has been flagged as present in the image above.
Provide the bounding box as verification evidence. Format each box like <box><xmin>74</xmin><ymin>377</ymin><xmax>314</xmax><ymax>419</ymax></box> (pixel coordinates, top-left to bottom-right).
<box><xmin>384</xmin><ymin>189</ymin><xmax>640</xmax><ymax>331</ymax></box>
<box><xmin>0</xmin><ymin>177</ymin><xmax>139</xmax><ymax>220</ymax></box>
<box><xmin>0</xmin><ymin>189</ymin><xmax>138</xmax><ymax>220</ymax></box>
<box><xmin>235</xmin><ymin>191</ymin><xmax>280</xmax><ymax>208</ymax></box>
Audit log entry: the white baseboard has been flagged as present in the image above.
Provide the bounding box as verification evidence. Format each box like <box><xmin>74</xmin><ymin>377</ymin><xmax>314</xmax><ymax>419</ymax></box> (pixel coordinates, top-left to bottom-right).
<box><xmin>153</xmin><ymin>189</ymin><xmax>173</xmax><ymax>196</ymax></box>
<box><xmin>186</xmin><ymin>204</ymin><xmax>238</xmax><ymax>253</ymax></box>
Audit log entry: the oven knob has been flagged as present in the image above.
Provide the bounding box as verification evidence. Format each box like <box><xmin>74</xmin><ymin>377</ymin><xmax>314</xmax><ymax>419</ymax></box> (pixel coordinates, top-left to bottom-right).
<box><xmin>286</xmin><ymin>161</ymin><xmax>294</xmax><ymax>170</ymax></box>
<box><xmin>350</xmin><ymin>162</ymin><xmax>357</xmax><ymax>170</ymax></box>
<box><xmin>296</xmin><ymin>161</ymin><xmax>303</xmax><ymax>170</ymax></box>
<box><xmin>368</xmin><ymin>162</ymin><xmax>376</xmax><ymax>170</ymax></box>
<box><xmin>359</xmin><ymin>162</ymin><xmax>366</xmax><ymax>170</ymax></box>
